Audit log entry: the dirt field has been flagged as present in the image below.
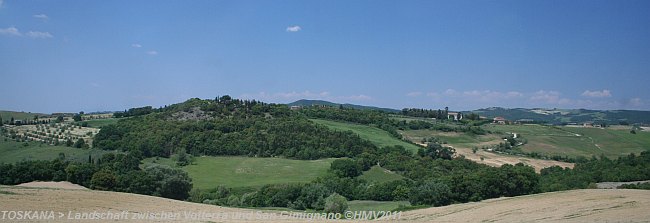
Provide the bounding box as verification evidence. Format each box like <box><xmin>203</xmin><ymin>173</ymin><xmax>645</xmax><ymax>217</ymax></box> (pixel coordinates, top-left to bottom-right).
<box><xmin>414</xmin><ymin>142</ymin><xmax>574</xmax><ymax>172</ymax></box>
<box><xmin>390</xmin><ymin>189</ymin><xmax>650</xmax><ymax>222</ymax></box>
<box><xmin>1</xmin><ymin>182</ymin><xmax>649</xmax><ymax>222</ymax></box>
<box><xmin>0</xmin><ymin>183</ymin><xmax>298</xmax><ymax>223</ymax></box>
<box><xmin>454</xmin><ymin>146</ymin><xmax>574</xmax><ymax>172</ymax></box>
<box><xmin>16</xmin><ymin>181</ymin><xmax>88</xmax><ymax>190</ymax></box>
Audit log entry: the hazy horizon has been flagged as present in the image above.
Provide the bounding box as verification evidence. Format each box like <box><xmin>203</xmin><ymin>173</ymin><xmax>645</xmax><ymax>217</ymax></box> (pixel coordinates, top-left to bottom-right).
<box><xmin>2</xmin><ymin>0</ymin><xmax>649</xmax><ymax>113</ymax></box>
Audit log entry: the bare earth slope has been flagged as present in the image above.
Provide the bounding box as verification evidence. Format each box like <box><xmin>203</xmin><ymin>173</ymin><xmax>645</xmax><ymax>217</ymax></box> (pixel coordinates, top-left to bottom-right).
<box><xmin>1</xmin><ymin>184</ymin><xmax>649</xmax><ymax>222</ymax></box>
<box><xmin>393</xmin><ymin>189</ymin><xmax>650</xmax><ymax>222</ymax></box>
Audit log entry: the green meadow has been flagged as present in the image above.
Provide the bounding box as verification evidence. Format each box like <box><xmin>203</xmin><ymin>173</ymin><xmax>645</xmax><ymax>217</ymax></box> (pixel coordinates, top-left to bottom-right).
<box><xmin>142</xmin><ymin>156</ymin><xmax>336</xmax><ymax>189</ymax></box>
<box><xmin>310</xmin><ymin>119</ymin><xmax>422</xmax><ymax>153</ymax></box>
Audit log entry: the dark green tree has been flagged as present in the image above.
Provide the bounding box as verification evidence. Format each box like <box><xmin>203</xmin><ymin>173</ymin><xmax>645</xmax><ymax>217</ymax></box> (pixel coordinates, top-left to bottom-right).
<box><xmin>144</xmin><ymin>165</ymin><xmax>193</xmax><ymax>200</ymax></box>
<box><xmin>409</xmin><ymin>180</ymin><xmax>451</xmax><ymax>206</ymax></box>
<box><xmin>418</xmin><ymin>142</ymin><xmax>455</xmax><ymax>160</ymax></box>
<box><xmin>330</xmin><ymin>159</ymin><xmax>362</xmax><ymax>178</ymax></box>
<box><xmin>73</xmin><ymin>138</ymin><xmax>87</xmax><ymax>148</ymax></box>
<box><xmin>90</xmin><ymin>170</ymin><xmax>117</xmax><ymax>190</ymax></box>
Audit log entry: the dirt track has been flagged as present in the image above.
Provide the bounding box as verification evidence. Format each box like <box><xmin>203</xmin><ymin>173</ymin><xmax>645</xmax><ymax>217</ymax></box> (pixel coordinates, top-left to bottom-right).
<box><xmin>1</xmin><ymin>182</ymin><xmax>650</xmax><ymax>222</ymax></box>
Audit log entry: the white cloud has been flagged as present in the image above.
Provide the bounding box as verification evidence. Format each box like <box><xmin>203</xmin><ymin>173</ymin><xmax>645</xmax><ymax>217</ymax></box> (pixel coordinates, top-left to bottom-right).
<box><xmin>131</xmin><ymin>43</ymin><xmax>142</xmax><ymax>48</ymax></box>
<box><xmin>0</xmin><ymin>27</ymin><xmax>22</xmax><ymax>36</ymax></box>
<box><xmin>25</xmin><ymin>31</ymin><xmax>53</xmax><ymax>38</ymax></box>
<box><xmin>629</xmin><ymin>98</ymin><xmax>643</xmax><ymax>107</ymax></box>
<box><xmin>147</xmin><ymin>50</ymin><xmax>158</xmax><ymax>55</ymax></box>
<box><xmin>581</xmin><ymin>89</ymin><xmax>612</xmax><ymax>98</ymax></box>
<box><xmin>343</xmin><ymin>94</ymin><xmax>372</xmax><ymax>101</ymax></box>
<box><xmin>33</xmin><ymin>14</ymin><xmax>49</xmax><ymax>20</ymax></box>
<box><xmin>1</xmin><ymin>27</ymin><xmax>53</xmax><ymax>39</ymax></box>
<box><xmin>529</xmin><ymin>90</ymin><xmax>571</xmax><ymax>105</ymax></box>
<box><xmin>406</xmin><ymin>92</ymin><xmax>423</xmax><ymax>97</ymax></box>
<box><xmin>240</xmin><ymin>91</ymin><xmax>372</xmax><ymax>103</ymax></box>
<box><xmin>462</xmin><ymin>90</ymin><xmax>524</xmax><ymax>102</ymax></box>
<box><xmin>286</xmin><ymin>25</ymin><xmax>301</xmax><ymax>32</ymax></box>
<box><xmin>444</xmin><ymin>89</ymin><xmax>458</xmax><ymax>96</ymax></box>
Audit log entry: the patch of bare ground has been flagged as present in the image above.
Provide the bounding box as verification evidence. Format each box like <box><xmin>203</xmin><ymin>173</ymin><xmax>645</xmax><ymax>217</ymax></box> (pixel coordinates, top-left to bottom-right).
<box><xmin>387</xmin><ymin>189</ymin><xmax>650</xmax><ymax>222</ymax></box>
<box><xmin>2</xmin><ymin>186</ymin><xmax>649</xmax><ymax>222</ymax></box>
<box><xmin>454</xmin><ymin>146</ymin><xmax>574</xmax><ymax>173</ymax></box>
<box><xmin>16</xmin><ymin>181</ymin><xmax>87</xmax><ymax>190</ymax></box>
<box><xmin>0</xmin><ymin>185</ymin><xmax>305</xmax><ymax>223</ymax></box>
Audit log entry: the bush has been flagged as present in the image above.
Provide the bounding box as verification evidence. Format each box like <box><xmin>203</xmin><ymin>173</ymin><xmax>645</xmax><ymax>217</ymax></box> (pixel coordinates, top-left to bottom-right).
<box><xmin>144</xmin><ymin>165</ymin><xmax>193</xmax><ymax>200</ymax></box>
<box><xmin>330</xmin><ymin>159</ymin><xmax>362</xmax><ymax>178</ymax></box>
<box><xmin>324</xmin><ymin>193</ymin><xmax>348</xmax><ymax>214</ymax></box>
<box><xmin>409</xmin><ymin>180</ymin><xmax>451</xmax><ymax>206</ymax></box>
<box><xmin>90</xmin><ymin>170</ymin><xmax>117</xmax><ymax>190</ymax></box>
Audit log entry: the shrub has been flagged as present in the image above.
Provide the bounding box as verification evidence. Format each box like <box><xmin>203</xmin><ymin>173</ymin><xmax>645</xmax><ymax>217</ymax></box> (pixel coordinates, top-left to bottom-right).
<box><xmin>324</xmin><ymin>193</ymin><xmax>348</xmax><ymax>214</ymax></box>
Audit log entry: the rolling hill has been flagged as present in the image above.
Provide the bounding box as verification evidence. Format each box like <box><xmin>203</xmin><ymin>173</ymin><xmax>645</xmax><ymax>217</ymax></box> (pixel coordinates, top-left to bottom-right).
<box><xmin>471</xmin><ymin>107</ymin><xmax>650</xmax><ymax>125</ymax></box>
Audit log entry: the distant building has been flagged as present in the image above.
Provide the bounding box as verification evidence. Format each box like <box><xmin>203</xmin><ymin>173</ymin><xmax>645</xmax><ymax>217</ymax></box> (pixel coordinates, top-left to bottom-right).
<box><xmin>448</xmin><ymin>112</ymin><xmax>462</xmax><ymax>121</ymax></box>
<box><xmin>493</xmin><ymin>117</ymin><xmax>507</xmax><ymax>124</ymax></box>
<box><xmin>289</xmin><ymin>106</ymin><xmax>302</xmax><ymax>110</ymax></box>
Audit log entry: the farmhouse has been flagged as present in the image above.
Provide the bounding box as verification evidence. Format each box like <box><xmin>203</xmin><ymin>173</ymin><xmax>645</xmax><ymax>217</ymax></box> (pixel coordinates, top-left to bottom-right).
<box><xmin>493</xmin><ymin>117</ymin><xmax>508</xmax><ymax>124</ymax></box>
<box><xmin>289</xmin><ymin>105</ymin><xmax>301</xmax><ymax>110</ymax></box>
<box><xmin>448</xmin><ymin>112</ymin><xmax>463</xmax><ymax>121</ymax></box>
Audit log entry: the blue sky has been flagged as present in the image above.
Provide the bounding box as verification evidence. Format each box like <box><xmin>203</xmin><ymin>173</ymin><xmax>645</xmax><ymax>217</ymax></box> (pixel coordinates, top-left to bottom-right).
<box><xmin>1</xmin><ymin>0</ymin><xmax>649</xmax><ymax>113</ymax></box>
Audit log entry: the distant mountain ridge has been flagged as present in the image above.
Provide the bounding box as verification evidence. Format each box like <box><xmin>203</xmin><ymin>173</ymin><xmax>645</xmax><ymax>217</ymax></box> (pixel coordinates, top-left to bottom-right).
<box><xmin>288</xmin><ymin>99</ymin><xmax>400</xmax><ymax>113</ymax></box>
<box><xmin>469</xmin><ymin>107</ymin><xmax>650</xmax><ymax>125</ymax></box>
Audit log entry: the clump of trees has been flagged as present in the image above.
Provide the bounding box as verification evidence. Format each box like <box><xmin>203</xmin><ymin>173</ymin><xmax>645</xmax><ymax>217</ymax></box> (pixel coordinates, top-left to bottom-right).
<box><xmin>539</xmin><ymin>152</ymin><xmax>650</xmax><ymax>192</ymax></box>
<box><xmin>113</xmin><ymin>106</ymin><xmax>154</xmax><ymax>118</ymax></box>
<box><xmin>0</xmin><ymin>153</ymin><xmax>193</xmax><ymax>200</ymax></box>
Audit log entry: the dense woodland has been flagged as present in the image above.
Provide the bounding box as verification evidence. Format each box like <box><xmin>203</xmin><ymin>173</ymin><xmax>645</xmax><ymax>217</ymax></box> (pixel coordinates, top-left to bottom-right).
<box><xmin>3</xmin><ymin>96</ymin><xmax>650</xmax><ymax>212</ymax></box>
<box><xmin>94</xmin><ymin>97</ymin><xmax>376</xmax><ymax>160</ymax></box>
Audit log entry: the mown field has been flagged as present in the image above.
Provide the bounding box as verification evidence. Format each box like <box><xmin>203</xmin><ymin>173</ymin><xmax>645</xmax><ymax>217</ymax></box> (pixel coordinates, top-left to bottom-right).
<box><xmin>82</xmin><ymin>118</ymin><xmax>121</xmax><ymax>128</ymax></box>
<box><xmin>142</xmin><ymin>156</ymin><xmax>335</xmax><ymax>189</ymax></box>
<box><xmin>480</xmin><ymin>124</ymin><xmax>650</xmax><ymax>158</ymax></box>
<box><xmin>347</xmin><ymin>200</ymin><xmax>411</xmax><ymax>212</ymax></box>
<box><xmin>400</xmin><ymin>129</ymin><xmax>502</xmax><ymax>148</ymax></box>
<box><xmin>0</xmin><ymin>138</ymin><xmax>114</xmax><ymax>163</ymax></box>
<box><xmin>0</xmin><ymin>110</ymin><xmax>48</xmax><ymax>121</ymax></box>
<box><xmin>310</xmin><ymin>119</ymin><xmax>422</xmax><ymax>153</ymax></box>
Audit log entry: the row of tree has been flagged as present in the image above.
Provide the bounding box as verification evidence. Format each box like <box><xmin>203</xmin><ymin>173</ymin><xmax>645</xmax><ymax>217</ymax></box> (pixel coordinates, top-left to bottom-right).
<box><xmin>0</xmin><ymin>153</ymin><xmax>193</xmax><ymax>200</ymax></box>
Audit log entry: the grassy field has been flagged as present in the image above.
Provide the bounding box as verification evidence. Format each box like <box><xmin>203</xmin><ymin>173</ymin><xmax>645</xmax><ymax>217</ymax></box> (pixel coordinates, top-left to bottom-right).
<box><xmin>0</xmin><ymin>110</ymin><xmax>48</xmax><ymax>121</ymax></box>
<box><xmin>83</xmin><ymin>118</ymin><xmax>121</xmax><ymax>128</ymax></box>
<box><xmin>400</xmin><ymin>129</ymin><xmax>502</xmax><ymax>148</ymax></box>
<box><xmin>482</xmin><ymin>124</ymin><xmax>650</xmax><ymax>158</ymax></box>
<box><xmin>0</xmin><ymin>138</ymin><xmax>113</xmax><ymax>163</ymax></box>
<box><xmin>142</xmin><ymin>156</ymin><xmax>335</xmax><ymax>189</ymax></box>
<box><xmin>359</xmin><ymin>165</ymin><xmax>404</xmax><ymax>184</ymax></box>
<box><xmin>310</xmin><ymin>119</ymin><xmax>422</xmax><ymax>153</ymax></box>
<box><xmin>347</xmin><ymin>200</ymin><xmax>410</xmax><ymax>212</ymax></box>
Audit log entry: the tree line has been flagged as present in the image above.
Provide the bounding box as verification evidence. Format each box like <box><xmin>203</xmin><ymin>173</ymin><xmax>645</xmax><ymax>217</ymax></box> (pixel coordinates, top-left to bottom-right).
<box><xmin>0</xmin><ymin>152</ymin><xmax>193</xmax><ymax>200</ymax></box>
